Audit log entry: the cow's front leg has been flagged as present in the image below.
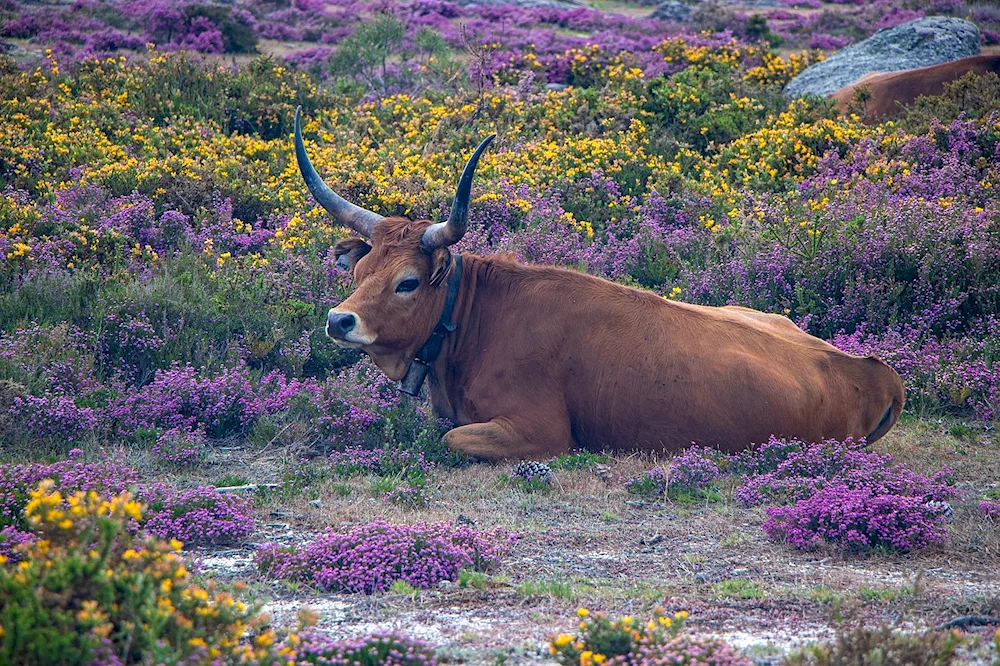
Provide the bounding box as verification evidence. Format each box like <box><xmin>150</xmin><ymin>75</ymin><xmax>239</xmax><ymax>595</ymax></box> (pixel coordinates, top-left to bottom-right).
<box><xmin>443</xmin><ymin>416</ymin><xmax>570</xmax><ymax>461</ymax></box>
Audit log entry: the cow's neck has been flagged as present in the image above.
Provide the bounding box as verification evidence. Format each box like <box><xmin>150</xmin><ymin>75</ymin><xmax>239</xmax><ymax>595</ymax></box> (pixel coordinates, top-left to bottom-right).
<box><xmin>424</xmin><ymin>252</ymin><xmax>488</xmax><ymax>424</ymax></box>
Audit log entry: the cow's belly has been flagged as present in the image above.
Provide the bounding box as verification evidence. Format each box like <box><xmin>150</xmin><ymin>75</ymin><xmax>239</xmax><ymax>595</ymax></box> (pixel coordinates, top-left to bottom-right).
<box><xmin>565</xmin><ymin>347</ymin><xmax>858</xmax><ymax>454</ymax></box>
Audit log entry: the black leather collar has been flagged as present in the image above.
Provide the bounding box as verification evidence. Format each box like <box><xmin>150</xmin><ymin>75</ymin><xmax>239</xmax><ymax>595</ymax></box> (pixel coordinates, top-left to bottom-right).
<box><xmin>398</xmin><ymin>253</ymin><xmax>463</xmax><ymax>396</ymax></box>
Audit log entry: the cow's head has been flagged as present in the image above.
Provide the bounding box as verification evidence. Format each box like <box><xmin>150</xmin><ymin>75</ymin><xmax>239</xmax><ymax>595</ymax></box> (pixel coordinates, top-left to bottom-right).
<box><xmin>294</xmin><ymin>107</ymin><xmax>494</xmax><ymax>381</ymax></box>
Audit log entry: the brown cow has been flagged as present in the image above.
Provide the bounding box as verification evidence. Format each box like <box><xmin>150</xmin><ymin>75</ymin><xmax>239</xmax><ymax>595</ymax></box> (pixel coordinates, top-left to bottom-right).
<box><xmin>829</xmin><ymin>54</ymin><xmax>1000</xmax><ymax>121</ymax></box>
<box><xmin>294</xmin><ymin>107</ymin><xmax>905</xmax><ymax>461</ymax></box>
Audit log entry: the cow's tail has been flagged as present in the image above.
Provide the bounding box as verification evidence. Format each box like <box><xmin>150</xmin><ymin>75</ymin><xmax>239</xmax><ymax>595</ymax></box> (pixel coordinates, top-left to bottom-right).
<box><xmin>866</xmin><ymin>356</ymin><xmax>905</xmax><ymax>444</ymax></box>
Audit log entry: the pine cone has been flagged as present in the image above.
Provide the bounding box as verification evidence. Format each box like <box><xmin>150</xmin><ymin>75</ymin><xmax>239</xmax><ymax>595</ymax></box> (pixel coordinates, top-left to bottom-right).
<box><xmin>513</xmin><ymin>461</ymin><xmax>552</xmax><ymax>485</ymax></box>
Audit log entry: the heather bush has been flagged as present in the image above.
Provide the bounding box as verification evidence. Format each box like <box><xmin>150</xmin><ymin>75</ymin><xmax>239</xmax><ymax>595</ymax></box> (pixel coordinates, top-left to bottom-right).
<box><xmin>140</xmin><ymin>483</ymin><xmax>255</xmax><ymax>547</ymax></box>
<box><xmin>299</xmin><ymin>358</ymin><xmax>453</xmax><ymax>462</ymax></box>
<box><xmin>666</xmin><ymin>447</ymin><xmax>723</xmax><ymax>494</ymax></box>
<box><xmin>108</xmin><ymin>363</ymin><xmax>265</xmax><ymax>438</ymax></box>
<box><xmin>151</xmin><ymin>427</ymin><xmax>206</xmax><ymax>467</ymax></box>
<box><xmin>625</xmin><ymin>467</ymin><xmax>668</xmax><ymax>498</ymax></box>
<box><xmin>0</xmin><ymin>459</ymin><xmax>255</xmax><ymax>547</ymax></box>
<box><xmin>0</xmin><ymin>481</ymin><xmax>282</xmax><ymax>666</ymax></box>
<box><xmin>737</xmin><ymin>437</ymin><xmax>957</xmax><ymax>553</ymax></box>
<box><xmin>291</xmin><ymin>630</ymin><xmax>438</xmax><ymax>666</ymax></box>
<box><xmin>383</xmin><ymin>486</ymin><xmax>429</xmax><ymax>509</ymax></box>
<box><xmin>0</xmin><ymin>526</ymin><xmax>33</xmax><ymax>564</ymax></box>
<box><xmin>981</xmin><ymin>499</ymin><xmax>1000</xmax><ymax>520</ymax></box>
<box><xmin>8</xmin><ymin>392</ymin><xmax>98</xmax><ymax>443</ymax></box>
<box><xmin>327</xmin><ymin>446</ymin><xmax>434</xmax><ymax>482</ymax></box>
<box><xmin>633</xmin><ymin>635</ymin><xmax>754</xmax><ymax>666</ymax></box>
<box><xmin>624</xmin><ymin>447</ymin><xmax>722</xmax><ymax>499</ymax></box>
<box><xmin>256</xmin><ymin>520</ymin><xmax>515</xmax><ymax>594</ymax></box>
<box><xmin>762</xmin><ymin>484</ymin><xmax>951</xmax><ymax>553</ymax></box>
<box><xmin>0</xmin><ymin>322</ymin><xmax>99</xmax><ymax>397</ymax></box>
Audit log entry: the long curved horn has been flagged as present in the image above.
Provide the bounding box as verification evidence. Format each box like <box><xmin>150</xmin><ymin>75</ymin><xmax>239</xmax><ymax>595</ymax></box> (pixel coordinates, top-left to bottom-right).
<box><xmin>294</xmin><ymin>106</ymin><xmax>384</xmax><ymax>239</ymax></box>
<box><xmin>421</xmin><ymin>134</ymin><xmax>496</xmax><ymax>251</ymax></box>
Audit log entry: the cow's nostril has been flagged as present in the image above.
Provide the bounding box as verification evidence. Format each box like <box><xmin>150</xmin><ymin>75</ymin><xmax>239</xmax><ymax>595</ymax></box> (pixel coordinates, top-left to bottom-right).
<box><xmin>328</xmin><ymin>312</ymin><xmax>357</xmax><ymax>336</ymax></box>
<box><xmin>338</xmin><ymin>314</ymin><xmax>356</xmax><ymax>333</ymax></box>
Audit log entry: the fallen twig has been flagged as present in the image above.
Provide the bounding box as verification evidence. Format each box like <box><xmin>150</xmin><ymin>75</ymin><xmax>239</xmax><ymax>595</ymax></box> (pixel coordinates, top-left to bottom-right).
<box><xmin>933</xmin><ymin>615</ymin><xmax>1000</xmax><ymax>632</ymax></box>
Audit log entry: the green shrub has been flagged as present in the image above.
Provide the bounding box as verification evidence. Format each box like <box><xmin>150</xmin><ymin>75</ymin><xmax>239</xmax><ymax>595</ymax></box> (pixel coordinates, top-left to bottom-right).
<box><xmin>900</xmin><ymin>72</ymin><xmax>1000</xmax><ymax>134</ymax></box>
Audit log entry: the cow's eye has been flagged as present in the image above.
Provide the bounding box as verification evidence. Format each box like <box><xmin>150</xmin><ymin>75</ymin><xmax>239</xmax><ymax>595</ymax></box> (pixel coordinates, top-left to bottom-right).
<box><xmin>396</xmin><ymin>278</ymin><xmax>419</xmax><ymax>294</ymax></box>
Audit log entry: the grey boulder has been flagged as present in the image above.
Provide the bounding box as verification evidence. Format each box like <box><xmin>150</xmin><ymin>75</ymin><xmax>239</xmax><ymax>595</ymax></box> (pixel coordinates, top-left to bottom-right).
<box><xmin>651</xmin><ymin>1</ymin><xmax>694</xmax><ymax>22</ymax></box>
<box><xmin>784</xmin><ymin>16</ymin><xmax>981</xmax><ymax>98</ymax></box>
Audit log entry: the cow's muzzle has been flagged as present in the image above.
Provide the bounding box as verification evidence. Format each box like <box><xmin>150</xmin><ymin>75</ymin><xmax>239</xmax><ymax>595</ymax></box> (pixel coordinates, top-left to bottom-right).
<box><xmin>325</xmin><ymin>309</ymin><xmax>375</xmax><ymax>348</ymax></box>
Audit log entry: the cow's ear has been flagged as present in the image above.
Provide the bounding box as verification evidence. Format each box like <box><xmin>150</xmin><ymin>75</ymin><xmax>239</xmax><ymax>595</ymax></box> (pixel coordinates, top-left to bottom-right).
<box><xmin>333</xmin><ymin>238</ymin><xmax>371</xmax><ymax>273</ymax></box>
<box><xmin>428</xmin><ymin>247</ymin><xmax>452</xmax><ymax>287</ymax></box>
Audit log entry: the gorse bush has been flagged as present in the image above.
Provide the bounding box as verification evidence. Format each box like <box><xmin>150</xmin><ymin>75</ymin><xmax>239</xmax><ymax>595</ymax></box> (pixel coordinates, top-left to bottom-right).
<box><xmin>0</xmin><ymin>481</ymin><xmax>278</xmax><ymax>666</ymax></box>
<box><xmin>550</xmin><ymin>608</ymin><xmax>751</xmax><ymax>666</ymax></box>
<box><xmin>256</xmin><ymin>520</ymin><xmax>515</xmax><ymax>594</ymax></box>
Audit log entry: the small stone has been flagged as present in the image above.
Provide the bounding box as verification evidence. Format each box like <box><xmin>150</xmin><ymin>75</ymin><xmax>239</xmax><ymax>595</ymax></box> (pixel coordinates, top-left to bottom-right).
<box><xmin>924</xmin><ymin>500</ymin><xmax>954</xmax><ymax>522</ymax></box>
<box><xmin>309</xmin><ymin>499</ymin><xmax>322</xmax><ymax>508</ymax></box>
